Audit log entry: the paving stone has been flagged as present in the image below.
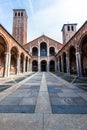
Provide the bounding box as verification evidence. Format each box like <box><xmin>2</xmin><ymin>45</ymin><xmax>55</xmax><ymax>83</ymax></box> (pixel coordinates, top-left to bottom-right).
<box><xmin>62</xmin><ymin>88</ymin><xmax>74</xmax><ymax>93</ymax></box>
<box><xmin>0</xmin><ymin>72</ymin><xmax>87</xmax><ymax>129</ymax></box>
<box><xmin>0</xmin><ymin>97</ymin><xmax>22</xmax><ymax>105</ymax></box>
<box><xmin>52</xmin><ymin>105</ymin><xmax>87</xmax><ymax>114</ymax></box>
<box><xmin>74</xmin><ymin>97</ymin><xmax>87</xmax><ymax>105</ymax></box>
<box><xmin>50</xmin><ymin>97</ymin><xmax>77</xmax><ymax>105</ymax></box>
<box><xmin>57</xmin><ymin>92</ymin><xmax>79</xmax><ymax>97</ymax></box>
<box><xmin>0</xmin><ymin>113</ymin><xmax>43</xmax><ymax>130</ymax></box>
<box><xmin>44</xmin><ymin>114</ymin><xmax>87</xmax><ymax>130</ymax></box>
<box><xmin>0</xmin><ymin>105</ymin><xmax>35</xmax><ymax>113</ymax></box>
<box><xmin>20</xmin><ymin>97</ymin><xmax>36</xmax><ymax>105</ymax></box>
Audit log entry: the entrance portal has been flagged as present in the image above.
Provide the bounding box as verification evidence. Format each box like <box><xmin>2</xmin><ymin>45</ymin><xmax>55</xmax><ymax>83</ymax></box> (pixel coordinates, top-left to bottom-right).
<box><xmin>41</xmin><ymin>60</ymin><xmax>47</xmax><ymax>71</ymax></box>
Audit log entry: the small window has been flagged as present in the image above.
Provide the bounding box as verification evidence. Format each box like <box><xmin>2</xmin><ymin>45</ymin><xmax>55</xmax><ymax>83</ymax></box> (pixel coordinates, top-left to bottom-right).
<box><xmin>21</xmin><ymin>12</ymin><xmax>23</xmax><ymax>16</ymax></box>
<box><xmin>18</xmin><ymin>12</ymin><xmax>20</xmax><ymax>16</ymax></box>
<box><xmin>71</xmin><ymin>26</ymin><xmax>74</xmax><ymax>31</ymax></box>
<box><xmin>67</xmin><ymin>26</ymin><xmax>70</xmax><ymax>31</ymax></box>
<box><xmin>15</xmin><ymin>12</ymin><xmax>17</xmax><ymax>16</ymax></box>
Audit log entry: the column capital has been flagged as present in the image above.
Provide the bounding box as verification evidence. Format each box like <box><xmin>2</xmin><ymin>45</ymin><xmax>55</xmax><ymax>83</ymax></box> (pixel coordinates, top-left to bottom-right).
<box><xmin>76</xmin><ymin>51</ymin><xmax>82</xmax><ymax>55</ymax></box>
<box><xmin>4</xmin><ymin>51</ymin><xmax>11</xmax><ymax>55</ymax></box>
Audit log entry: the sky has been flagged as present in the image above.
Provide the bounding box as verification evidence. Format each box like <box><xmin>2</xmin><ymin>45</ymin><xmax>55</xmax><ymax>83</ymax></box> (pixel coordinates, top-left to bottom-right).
<box><xmin>0</xmin><ymin>0</ymin><xmax>87</xmax><ymax>43</ymax></box>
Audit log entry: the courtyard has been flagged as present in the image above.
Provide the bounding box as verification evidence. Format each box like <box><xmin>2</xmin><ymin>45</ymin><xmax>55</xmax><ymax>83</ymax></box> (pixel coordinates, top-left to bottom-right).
<box><xmin>0</xmin><ymin>72</ymin><xmax>87</xmax><ymax>129</ymax></box>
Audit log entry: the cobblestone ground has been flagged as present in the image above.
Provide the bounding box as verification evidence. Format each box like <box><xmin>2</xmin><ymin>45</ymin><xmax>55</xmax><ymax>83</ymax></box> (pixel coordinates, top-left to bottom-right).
<box><xmin>0</xmin><ymin>72</ymin><xmax>87</xmax><ymax>130</ymax></box>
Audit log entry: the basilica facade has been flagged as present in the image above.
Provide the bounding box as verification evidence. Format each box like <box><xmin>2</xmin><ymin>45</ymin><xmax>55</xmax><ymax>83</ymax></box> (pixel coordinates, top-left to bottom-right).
<box><xmin>0</xmin><ymin>9</ymin><xmax>87</xmax><ymax>77</ymax></box>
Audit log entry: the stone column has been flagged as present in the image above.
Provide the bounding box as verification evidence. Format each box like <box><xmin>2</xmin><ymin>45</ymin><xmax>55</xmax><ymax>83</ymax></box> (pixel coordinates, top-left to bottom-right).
<box><xmin>17</xmin><ymin>54</ymin><xmax>20</xmax><ymax>74</ymax></box>
<box><xmin>47</xmin><ymin>62</ymin><xmax>49</xmax><ymax>72</ymax></box>
<box><xmin>30</xmin><ymin>60</ymin><xmax>32</xmax><ymax>72</ymax></box>
<box><xmin>66</xmin><ymin>52</ymin><xmax>70</xmax><ymax>74</ymax></box>
<box><xmin>38</xmin><ymin>60</ymin><xmax>41</xmax><ymax>72</ymax></box>
<box><xmin>61</xmin><ymin>56</ymin><xmax>63</xmax><ymax>72</ymax></box>
<box><xmin>58</xmin><ymin>59</ymin><xmax>60</xmax><ymax>72</ymax></box>
<box><xmin>4</xmin><ymin>52</ymin><xmax>11</xmax><ymax>77</ymax></box>
<box><xmin>38</xmin><ymin>40</ymin><xmax>40</xmax><ymax>72</ymax></box>
<box><xmin>76</xmin><ymin>52</ymin><xmax>82</xmax><ymax>76</ymax></box>
<box><xmin>23</xmin><ymin>58</ymin><xmax>26</xmax><ymax>73</ymax></box>
<box><xmin>27</xmin><ymin>60</ymin><xmax>29</xmax><ymax>72</ymax></box>
<box><xmin>47</xmin><ymin>46</ymin><xmax>49</xmax><ymax>57</ymax></box>
<box><xmin>55</xmin><ymin>61</ymin><xmax>57</xmax><ymax>72</ymax></box>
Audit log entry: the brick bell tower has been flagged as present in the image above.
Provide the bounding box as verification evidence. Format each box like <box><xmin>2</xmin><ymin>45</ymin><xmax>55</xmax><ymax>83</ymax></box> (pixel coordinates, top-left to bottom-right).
<box><xmin>12</xmin><ymin>9</ymin><xmax>28</xmax><ymax>45</ymax></box>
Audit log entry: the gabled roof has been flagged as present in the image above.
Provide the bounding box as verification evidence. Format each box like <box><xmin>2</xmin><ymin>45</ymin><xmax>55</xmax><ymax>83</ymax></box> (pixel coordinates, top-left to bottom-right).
<box><xmin>26</xmin><ymin>34</ymin><xmax>62</xmax><ymax>45</ymax></box>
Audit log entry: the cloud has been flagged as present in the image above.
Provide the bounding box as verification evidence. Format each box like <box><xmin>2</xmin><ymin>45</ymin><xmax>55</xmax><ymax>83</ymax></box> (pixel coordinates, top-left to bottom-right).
<box><xmin>28</xmin><ymin>0</ymin><xmax>87</xmax><ymax>42</ymax></box>
<box><xmin>0</xmin><ymin>0</ymin><xmax>87</xmax><ymax>43</ymax></box>
<box><xmin>26</xmin><ymin>0</ymin><xmax>34</xmax><ymax>15</ymax></box>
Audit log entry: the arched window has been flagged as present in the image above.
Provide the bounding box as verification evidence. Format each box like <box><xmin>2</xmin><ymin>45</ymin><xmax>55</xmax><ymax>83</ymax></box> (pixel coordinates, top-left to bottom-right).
<box><xmin>49</xmin><ymin>47</ymin><xmax>55</xmax><ymax>56</ymax></box>
<box><xmin>40</xmin><ymin>42</ymin><xmax>47</xmax><ymax>56</ymax></box>
<box><xmin>32</xmin><ymin>47</ymin><xmax>38</xmax><ymax>56</ymax></box>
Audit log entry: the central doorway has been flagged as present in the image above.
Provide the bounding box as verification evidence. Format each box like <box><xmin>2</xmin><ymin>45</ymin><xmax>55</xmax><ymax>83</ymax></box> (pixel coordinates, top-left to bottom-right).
<box><xmin>41</xmin><ymin>60</ymin><xmax>47</xmax><ymax>71</ymax></box>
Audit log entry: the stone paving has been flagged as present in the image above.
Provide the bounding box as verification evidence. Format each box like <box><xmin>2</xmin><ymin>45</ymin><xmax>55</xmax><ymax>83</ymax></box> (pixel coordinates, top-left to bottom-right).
<box><xmin>0</xmin><ymin>72</ymin><xmax>87</xmax><ymax>129</ymax></box>
<box><xmin>46</xmin><ymin>73</ymin><xmax>87</xmax><ymax>114</ymax></box>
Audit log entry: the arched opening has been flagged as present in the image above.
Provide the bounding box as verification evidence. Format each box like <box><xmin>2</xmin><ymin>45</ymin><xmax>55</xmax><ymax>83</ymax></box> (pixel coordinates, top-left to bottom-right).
<box><xmin>49</xmin><ymin>60</ymin><xmax>55</xmax><ymax>72</ymax></box>
<box><xmin>69</xmin><ymin>46</ymin><xmax>77</xmax><ymax>74</ymax></box>
<box><xmin>59</xmin><ymin>56</ymin><xmax>62</xmax><ymax>72</ymax></box>
<box><xmin>63</xmin><ymin>52</ymin><xmax>67</xmax><ymax>73</ymax></box>
<box><xmin>10</xmin><ymin>47</ymin><xmax>18</xmax><ymax>75</ymax></box>
<box><xmin>49</xmin><ymin>47</ymin><xmax>55</xmax><ymax>56</ymax></box>
<box><xmin>40</xmin><ymin>42</ymin><xmax>47</xmax><ymax>56</ymax></box>
<box><xmin>32</xmin><ymin>60</ymin><xmax>38</xmax><ymax>71</ymax></box>
<box><xmin>20</xmin><ymin>53</ymin><xmax>24</xmax><ymax>73</ymax></box>
<box><xmin>81</xmin><ymin>37</ymin><xmax>87</xmax><ymax>76</ymax></box>
<box><xmin>41</xmin><ymin>60</ymin><xmax>47</xmax><ymax>71</ymax></box>
<box><xmin>32</xmin><ymin>47</ymin><xmax>38</xmax><ymax>56</ymax></box>
<box><xmin>25</xmin><ymin>57</ymin><xmax>28</xmax><ymax>72</ymax></box>
<box><xmin>0</xmin><ymin>37</ymin><xmax>7</xmax><ymax>77</ymax></box>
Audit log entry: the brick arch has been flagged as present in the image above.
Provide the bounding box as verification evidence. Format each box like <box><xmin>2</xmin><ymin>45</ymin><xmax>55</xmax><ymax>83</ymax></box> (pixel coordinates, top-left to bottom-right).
<box><xmin>0</xmin><ymin>34</ymin><xmax>10</xmax><ymax>77</ymax></box>
<box><xmin>49</xmin><ymin>60</ymin><xmax>55</xmax><ymax>72</ymax></box>
<box><xmin>40</xmin><ymin>42</ymin><xmax>47</xmax><ymax>56</ymax></box>
<box><xmin>69</xmin><ymin>46</ymin><xmax>77</xmax><ymax>74</ymax></box>
<box><xmin>40</xmin><ymin>60</ymin><xmax>47</xmax><ymax>71</ymax></box>
<box><xmin>0</xmin><ymin>33</ymin><xmax>9</xmax><ymax>51</ymax></box>
<box><xmin>31</xmin><ymin>45</ymin><xmax>38</xmax><ymax>49</ymax></box>
<box><xmin>32</xmin><ymin>60</ymin><xmax>38</xmax><ymax>71</ymax></box>
<box><xmin>78</xmin><ymin>32</ymin><xmax>87</xmax><ymax>52</ymax></box>
<box><xmin>78</xmin><ymin>33</ymin><xmax>87</xmax><ymax>76</ymax></box>
<box><xmin>10</xmin><ymin>46</ymin><xmax>19</xmax><ymax>54</ymax></box>
<box><xmin>10</xmin><ymin>46</ymin><xmax>19</xmax><ymax>75</ymax></box>
<box><xmin>68</xmin><ymin>44</ymin><xmax>76</xmax><ymax>51</ymax></box>
<box><xmin>49</xmin><ymin>46</ymin><xmax>55</xmax><ymax>56</ymax></box>
<box><xmin>32</xmin><ymin>46</ymin><xmax>38</xmax><ymax>56</ymax></box>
